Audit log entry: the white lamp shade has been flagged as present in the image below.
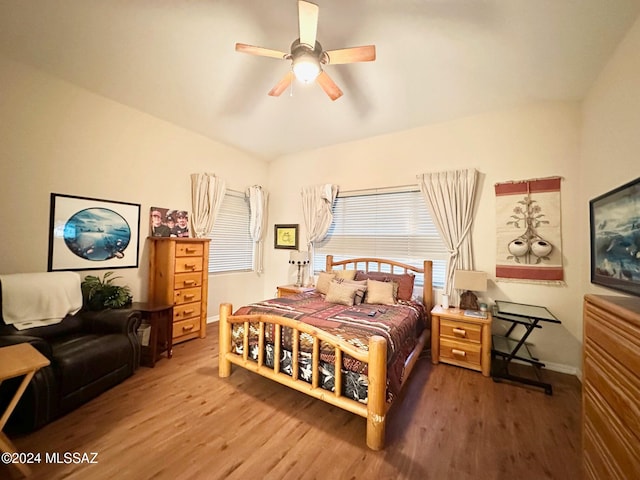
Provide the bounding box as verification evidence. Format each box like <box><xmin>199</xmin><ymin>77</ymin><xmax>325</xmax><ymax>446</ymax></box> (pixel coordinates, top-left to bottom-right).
<box><xmin>289</xmin><ymin>251</ymin><xmax>309</xmax><ymax>264</ymax></box>
<box><xmin>453</xmin><ymin>270</ymin><xmax>487</xmax><ymax>292</ymax></box>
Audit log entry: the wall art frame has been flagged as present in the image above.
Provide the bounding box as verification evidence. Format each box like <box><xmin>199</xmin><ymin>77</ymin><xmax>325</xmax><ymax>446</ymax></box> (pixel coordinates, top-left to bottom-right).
<box><xmin>274</xmin><ymin>224</ymin><xmax>299</xmax><ymax>250</ymax></box>
<box><xmin>48</xmin><ymin>193</ymin><xmax>141</xmax><ymax>271</ymax></box>
<box><xmin>589</xmin><ymin>176</ymin><xmax>640</xmax><ymax>297</ymax></box>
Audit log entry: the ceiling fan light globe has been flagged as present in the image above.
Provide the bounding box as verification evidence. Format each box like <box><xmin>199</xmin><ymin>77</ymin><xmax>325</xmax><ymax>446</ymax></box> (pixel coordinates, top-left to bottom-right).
<box><xmin>293</xmin><ymin>57</ymin><xmax>320</xmax><ymax>83</ymax></box>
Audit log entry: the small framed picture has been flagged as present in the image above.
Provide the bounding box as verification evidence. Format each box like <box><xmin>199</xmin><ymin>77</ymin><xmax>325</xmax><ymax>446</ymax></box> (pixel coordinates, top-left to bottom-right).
<box><xmin>274</xmin><ymin>224</ymin><xmax>299</xmax><ymax>250</ymax></box>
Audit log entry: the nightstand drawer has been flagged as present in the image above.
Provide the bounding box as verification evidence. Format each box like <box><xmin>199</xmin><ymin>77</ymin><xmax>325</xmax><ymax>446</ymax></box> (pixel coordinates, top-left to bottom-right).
<box><xmin>440</xmin><ymin>338</ymin><xmax>481</xmax><ymax>366</ymax></box>
<box><xmin>441</xmin><ymin>318</ymin><xmax>482</xmax><ymax>343</ymax></box>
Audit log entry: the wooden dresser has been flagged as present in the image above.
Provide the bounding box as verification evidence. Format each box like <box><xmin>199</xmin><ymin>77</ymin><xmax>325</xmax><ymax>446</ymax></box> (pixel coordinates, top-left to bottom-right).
<box><xmin>583</xmin><ymin>294</ymin><xmax>640</xmax><ymax>479</ymax></box>
<box><xmin>148</xmin><ymin>237</ymin><xmax>210</xmax><ymax>345</ymax></box>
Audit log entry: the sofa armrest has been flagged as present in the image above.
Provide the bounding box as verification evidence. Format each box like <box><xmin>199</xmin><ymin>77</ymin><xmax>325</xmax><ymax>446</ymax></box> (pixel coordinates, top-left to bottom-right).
<box><xmin>0</xmin><ymin>335</ymin><xmax>53</xmax><ymax>359</ymax></box>
<box><xmin>80</xmin><ymin>309</ymin><xmax>141</xmax><ymax>335</ymax></box>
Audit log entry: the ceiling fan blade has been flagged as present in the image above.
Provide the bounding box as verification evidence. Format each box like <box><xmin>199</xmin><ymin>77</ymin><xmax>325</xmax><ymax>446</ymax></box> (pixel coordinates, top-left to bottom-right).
<box><xmin>235</xmin><ymin>43</ymin><xmax>289</xmax><ymax>60</ymax></box>
<box><xmin>316</xmin><ymin>71</ymin><xmax>343</xmax><ymax>101</ymax></box>
<box><xmin>324</xmin><ymin>45</ymin><xmax>376</xmax><ymax>65</ymax></box>
<box><xmin>268</xmin><ymin>71</ymin><xmax>294</xmax><ymax>97</ymax></box>
<box><xmin>298</xmin><ymin>1</ymin><xmax>319</xmax><ymax>47</ymax></box>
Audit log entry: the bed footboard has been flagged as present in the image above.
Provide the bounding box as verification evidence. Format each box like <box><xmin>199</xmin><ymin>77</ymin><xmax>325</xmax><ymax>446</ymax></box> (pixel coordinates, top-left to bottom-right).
<box><xmin>219</xmin><ymin>303</ymin><xmax>388</xmax><ymax>450</ymax></box>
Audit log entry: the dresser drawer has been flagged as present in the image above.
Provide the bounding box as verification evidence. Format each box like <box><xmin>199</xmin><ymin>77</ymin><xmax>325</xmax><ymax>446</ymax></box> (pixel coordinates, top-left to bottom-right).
<box><xmin>173</xmin><ymin>302</ymin><xmax>201</xmax><ymax>321</ymax></box>
<box><xmin>176</xmin><ymin>243</ymin><xmax>204</xmax><ymax>257</ymax></box>
<box><xmin>175</xmin><ymin>257</ymin><xmax>203</xmax><ymax>273</ymax></box>
<box><xmin>173</xmin><ymin>317</ymin><xmax>201</xmax><ymax>338</ymax></box>
<box><xmin>174</xmin><ymin>272</ymin><xmax>202</xmax><ymax>290</ymax></box>
<box><xmin>441</xmin><ymin>318</ymin><xmax>482</xmax><ymax>343</ymax></box>
<box><xmin>439</xmin><ymin>337</ymin><xmax>481</xmax><ymax>366</ymax></box>
<box><xmin>174</xmin><ymin>287</ymin><xmax>202</xmax><ymax>305</ymax></box>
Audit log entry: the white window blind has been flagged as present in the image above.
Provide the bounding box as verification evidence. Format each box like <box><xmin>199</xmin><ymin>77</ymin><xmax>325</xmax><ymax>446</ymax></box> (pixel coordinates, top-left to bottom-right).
<box><xmin>313</xmin><ymin>188</ymin><xmax>448</xmax><ymax>287</ymax></box>
<box><xmin>208</xmin><ymin>191</ymin><xmax>253</xmax><ymax>273</ymax></box>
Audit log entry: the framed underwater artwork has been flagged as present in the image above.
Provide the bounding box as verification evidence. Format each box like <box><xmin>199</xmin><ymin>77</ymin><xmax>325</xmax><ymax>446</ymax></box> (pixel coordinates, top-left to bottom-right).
<box><xmin>48</xmin><ymin>193</ymin><xmax>141</xmax><ymax>271</ymax></box>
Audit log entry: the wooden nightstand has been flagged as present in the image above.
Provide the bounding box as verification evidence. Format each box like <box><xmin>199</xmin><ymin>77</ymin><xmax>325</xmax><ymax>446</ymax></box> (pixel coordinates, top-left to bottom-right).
<box><xmin>431</xmin><ymin>305</ymin><xmax>492</xmax><ymax>376</ymax></box>
<box><xmin>277</xmin><ymin>285</ymin><xmax>315</xmax><ymax>298</ymax></box>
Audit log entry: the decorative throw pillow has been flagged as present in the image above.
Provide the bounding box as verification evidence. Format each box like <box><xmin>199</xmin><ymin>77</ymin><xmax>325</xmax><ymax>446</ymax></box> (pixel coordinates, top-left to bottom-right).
<box><xmin>354</xmin><ymin>271</ymin><xmax>415</xmax><ymax>301</ymax></box>
<box><xmin>332</xmin><ymin>269</ymin><xmax>357</xmax><ymax>281</ymax></box>
<box><xmin>340</xmin><ymin>279</ymin><xmax>367</xmax><ymax>304</ymax></box>
<box><xmin>325</xmin><ymin>281</ymin><xmax>358</xmax><ymax>306</ymax></box>
<box><xmin>364</xmin><ymin>279</ymin><xmax>396</xmax><ymax>305</ymax></box>
<box><xmin>315</xmin><ymin>272</ymin><xmax>336</xmax><ymax>295</ymax></box>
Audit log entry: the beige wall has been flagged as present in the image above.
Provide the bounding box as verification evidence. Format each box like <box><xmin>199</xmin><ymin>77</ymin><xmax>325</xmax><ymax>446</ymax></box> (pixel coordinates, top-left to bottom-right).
<box><xmin>0</xmin><ymin>56</ymin><xmax>269</xmax><ymax>315</ymax></box>
<box><xmin>581</xmin><ymin>16</ymin><xmax>640</xmax><ymax>298</ymax></box>
<box><xmin>4</xmin><ymin>11</ymin><xmax>640</xmax><ymax>374</ymax></box>
<box><xmin>267</xmin><ymin>102</ymin><xmax>583</xmax><ymax>372</ymax></box>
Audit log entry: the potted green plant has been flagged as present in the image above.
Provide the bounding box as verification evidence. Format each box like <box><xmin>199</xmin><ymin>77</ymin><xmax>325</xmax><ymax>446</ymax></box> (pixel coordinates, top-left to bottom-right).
<box><xmin>81</xmin><ymin>272</ymin><xmax>133</xmax><ymax>311</ymax></box>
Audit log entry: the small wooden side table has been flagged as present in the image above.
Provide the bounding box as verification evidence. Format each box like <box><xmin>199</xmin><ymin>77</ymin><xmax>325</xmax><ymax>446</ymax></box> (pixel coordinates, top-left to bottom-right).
<box><xmin>276</xmin><ymin>285</ymin><xmax>316</xmax><ymax>298</ymax></box>
<box><xmin>0</xmin><ymin>343</ymin><xmax>50</xmax><ymax>477</ymax></box>
<box><xmin>431</xmin><ymin>305</ymin><xmax>492</xmax><ymax>376</ymax></box>
<box><xmin>131</xmin><ymin>302</ymin><xmax>173</xmax><ymax>368</ymax></box>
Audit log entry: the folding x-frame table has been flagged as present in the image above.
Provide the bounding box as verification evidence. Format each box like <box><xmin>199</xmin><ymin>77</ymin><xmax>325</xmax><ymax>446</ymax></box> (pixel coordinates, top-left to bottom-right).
<box><xmin>490</xmin><ymin>300</ymin><xmax>561</xmax><ymax>395</ymax></box>
<box><xmin>0</xmin><ymin>343</ymin><xmax>50</xmax><ymax>477</ymax></box>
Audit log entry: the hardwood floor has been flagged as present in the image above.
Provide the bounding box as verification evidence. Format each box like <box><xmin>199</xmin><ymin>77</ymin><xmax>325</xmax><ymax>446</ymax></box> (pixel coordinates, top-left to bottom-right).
<box><xmin>2</xmin><ymin>328</ymin><xmax>583</xmax><ymax>480</ymax></box>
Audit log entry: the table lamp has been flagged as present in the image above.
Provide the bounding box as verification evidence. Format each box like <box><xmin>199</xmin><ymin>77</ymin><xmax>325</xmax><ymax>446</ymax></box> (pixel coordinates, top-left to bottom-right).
<box><xmin>453</xmin><ymin>270</ymin><xmax>487</xmax><ymax>310</ymax></box>
<box><xmin>289</xmin><ymin>251</ymin><xmax>309</xmax><ymax>287</ymax></box>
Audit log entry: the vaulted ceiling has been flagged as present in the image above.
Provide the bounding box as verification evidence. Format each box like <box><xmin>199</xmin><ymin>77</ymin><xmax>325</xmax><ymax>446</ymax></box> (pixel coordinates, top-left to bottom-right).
<box><xmin>1</xmin><ymin>1</ymin><xmax>639</xmax><ymax>160</ymax></box>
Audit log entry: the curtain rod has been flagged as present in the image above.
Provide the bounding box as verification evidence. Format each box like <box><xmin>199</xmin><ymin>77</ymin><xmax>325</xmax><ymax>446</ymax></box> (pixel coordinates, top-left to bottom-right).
<box><xmin>339</xmin><ymin>183</ymin><xmax>419</xmax><ymax>197</ymax></box>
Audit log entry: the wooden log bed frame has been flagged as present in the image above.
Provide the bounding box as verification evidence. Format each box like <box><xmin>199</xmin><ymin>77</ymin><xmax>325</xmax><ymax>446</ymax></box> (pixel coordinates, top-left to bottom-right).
<box><xmin>218</xmin><ymin>256</ymin><xmax>433</xmax><ymax>450</ymax></box>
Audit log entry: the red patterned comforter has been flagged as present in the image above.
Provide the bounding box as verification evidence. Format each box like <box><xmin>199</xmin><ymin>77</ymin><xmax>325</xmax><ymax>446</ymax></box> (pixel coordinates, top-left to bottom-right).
<box><xmin>233</xmin><ymin>292</ymin><xmax>428</xmax><ymax>397</ymax></box>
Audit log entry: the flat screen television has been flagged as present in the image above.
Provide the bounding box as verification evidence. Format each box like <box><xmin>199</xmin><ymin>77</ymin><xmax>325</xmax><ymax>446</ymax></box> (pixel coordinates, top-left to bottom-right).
<box><xmin>589</xmin><ymin>176</ymin><xmax>640</xmax><ymax>297</ymax></box>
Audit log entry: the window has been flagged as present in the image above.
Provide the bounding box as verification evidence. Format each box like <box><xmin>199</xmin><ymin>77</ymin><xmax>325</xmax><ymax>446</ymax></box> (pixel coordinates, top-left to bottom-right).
<box><xmin>208</xmin><ymin>191</ymin><xmax>253</xmax><ymax>273</ymax></box>
<box><xmin>313</xmin><ymin>188</ymin><xmax>448</xmax><ymax>288</ymax></box>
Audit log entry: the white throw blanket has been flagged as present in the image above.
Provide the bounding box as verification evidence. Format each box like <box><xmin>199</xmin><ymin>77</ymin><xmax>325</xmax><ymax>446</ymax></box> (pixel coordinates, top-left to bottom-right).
<box><xmin>0</xmin><ymin>272</ymin><xmax>83</xmax><ymax>330</ymax></box>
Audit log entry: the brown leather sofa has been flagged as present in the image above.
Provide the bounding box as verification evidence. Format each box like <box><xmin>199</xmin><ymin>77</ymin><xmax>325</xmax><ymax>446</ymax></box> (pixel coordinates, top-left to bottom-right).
<box><xmin>0</xmin><ymin>304</ymin><xmax>141</xmax><ymax>433</ymax></box>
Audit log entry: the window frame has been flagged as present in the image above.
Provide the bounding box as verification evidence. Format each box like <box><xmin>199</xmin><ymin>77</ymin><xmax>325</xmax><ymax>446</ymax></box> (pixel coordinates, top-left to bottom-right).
<box><xmin>207</xmin><ymin>190</ymin><xmax>254</xmax><ymax>274</ymax></box>
<box><xmin>313</xmin><ymin>186</ymin><xmax>448</xmax><ymax>288</ymax></box>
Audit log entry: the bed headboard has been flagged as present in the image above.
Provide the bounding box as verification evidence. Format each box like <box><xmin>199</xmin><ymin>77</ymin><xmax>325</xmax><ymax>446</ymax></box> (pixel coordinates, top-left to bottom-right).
<box><xmin>325</xmin><ymin>255</ymin><xmax>433</xmax><ymax>311</ymax></box>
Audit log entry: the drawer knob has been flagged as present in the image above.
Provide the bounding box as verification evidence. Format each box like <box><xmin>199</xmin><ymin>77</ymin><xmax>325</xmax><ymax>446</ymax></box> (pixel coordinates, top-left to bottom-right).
<box><xmin>184</xmin><ymin>309</ymin><xmax>194</xmax><ymax>315</ymax></box>
<box><xmin>185</xmin><ymin>248</ymin><xmax>197</xmax><ymax>254</ymax></box>
<box><xmin>185</xmin><ymin>264</ymin><xmax>196</xmax><ymax>270</ymax></box>
<box><xmin>183</xmin><ymin>325</ymin><xmax>194</xmax><ymax>331</ymax></box>
<box><xmin>452</xmin><ymin>348</ymin><xmax>466</xmax><ymax>358</ymax></box>
<box><xmin>184</xmin><ymin>294</ymin><xmax>194</xmax><ymax>300</ymax></box>
<box><xmin>453</xmin><ymin>328</ymin><xmax>467</xmax><ymax>337</ymax></box>
<box><xmin>184</xmin><ymin>280</ymin><xmax>196</xmax><ymax>286</ymax></box>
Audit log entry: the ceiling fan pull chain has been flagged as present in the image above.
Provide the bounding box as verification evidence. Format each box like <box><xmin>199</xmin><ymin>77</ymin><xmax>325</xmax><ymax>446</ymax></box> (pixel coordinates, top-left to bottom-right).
<box><xmin>289</xmin><ymin>71</ymin><xmax>295</xmax><ymax>97</ymax></box>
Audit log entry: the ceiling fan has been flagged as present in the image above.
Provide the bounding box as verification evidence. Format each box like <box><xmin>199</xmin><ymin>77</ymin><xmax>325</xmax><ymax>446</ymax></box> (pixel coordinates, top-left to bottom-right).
<box><xmin>235</xmin><ymin>0</ymin><xmax>376</xmax><ymax>101</ymax></box>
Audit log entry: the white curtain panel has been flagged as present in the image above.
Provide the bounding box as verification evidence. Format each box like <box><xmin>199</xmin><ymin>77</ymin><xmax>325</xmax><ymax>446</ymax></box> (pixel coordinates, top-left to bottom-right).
<box><xmin>301</xmin><ymin>184</ymin><xmax>339</xmax><ymax>273</ymax></box>
<box><xmin>247</xmin><ymin>185</ymin><xmax>269</xmax><ymax>273</ymax></box>
<box><xmin>190</xmin><ymin>173</ymin><xmax>226</xmax><ymax>238</ymax></box>
<box><xmin>419</xmin><ymin>169</ymin><xmax>479</xmax><ymax>303</ymax></box>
